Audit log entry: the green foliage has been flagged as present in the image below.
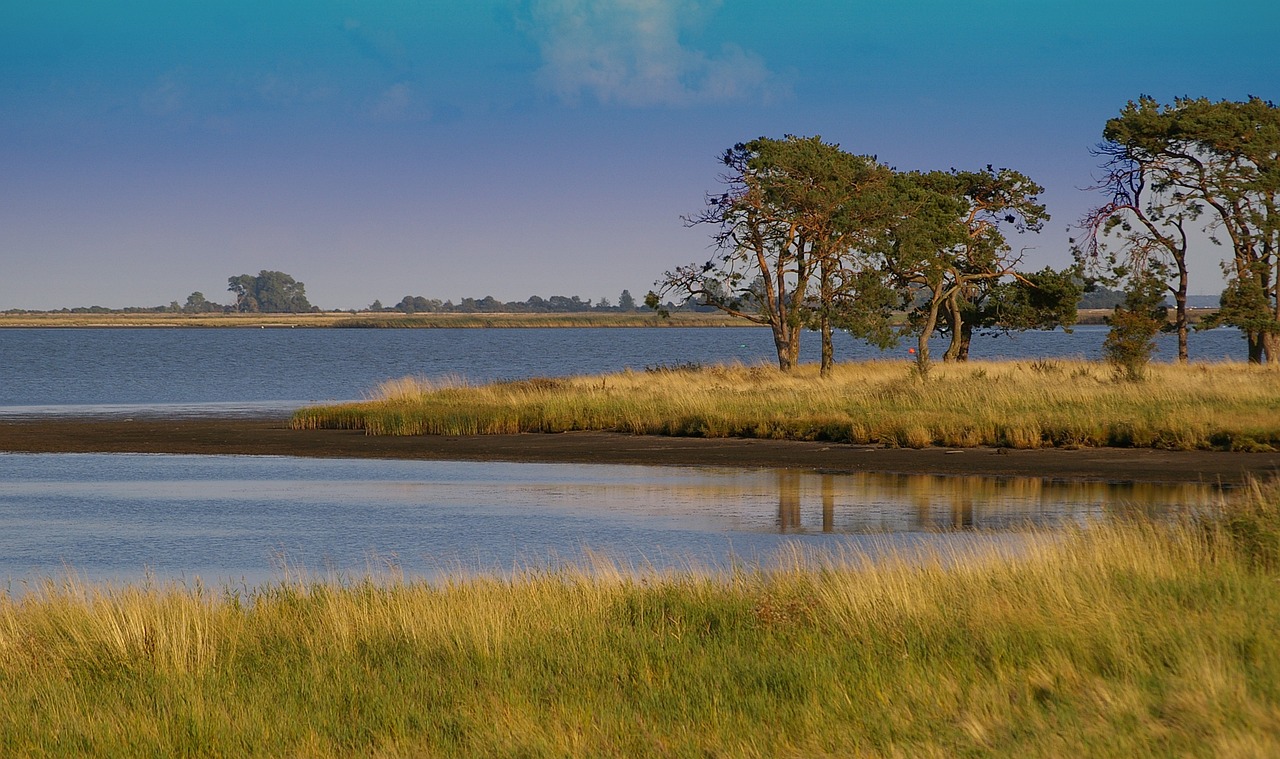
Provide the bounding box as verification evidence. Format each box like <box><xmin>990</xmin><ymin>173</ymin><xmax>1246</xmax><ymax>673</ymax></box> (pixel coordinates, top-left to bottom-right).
<box><xmin>655</xmin><ymin>135</ymin><xmax>897</xmax><ymax>371</ymax></box>
<box><xmin>990</xmin><ymin>267</ymin><xmax>1082</xmax><ymax>331</ymax></box>
<box><xmin>1208</xmin><ymin>266</ymin><xmax>1280</xmax><ymax>336</ymax></box>
<box><xmin>1087</xmin><ymin>95</ymin><xmax>1280</xmax><ymax>362</ymax></box>
<box><xmin>873</xmin><ymin>167</ymin><xmax>1052</xmax><ymax>364</ymax></box>
<box><xmin>180</xmin><ymin>291</ymin><xmax>221</xmax><ymax>313</ymax></box>
<box><xmin>227</xmin><ymin>270</ymin><xmax>314</xmax><ymax>313</ymax></box>
<box><xmin>1104</xmin><ymin>276</ymin><xmax>1166</xmax><ymax>381</ymax></box>
<box><xmin>657</xmin><ymin>137</ymin><xmax>1055</xmax><ymax>371</ymax></box>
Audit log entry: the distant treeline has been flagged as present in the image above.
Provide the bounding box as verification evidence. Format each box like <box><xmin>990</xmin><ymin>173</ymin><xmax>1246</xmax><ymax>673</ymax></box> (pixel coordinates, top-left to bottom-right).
<box><xmin>370</xmin><ymin>290</ymin><xmax>643</xmax><ymax>314</ymax></box>
<box><xmin>1078</xmin><ymin>288</ymin><xmax>1220</xmax><ymax>310</ymax></box>
<box><xmin>3</xmin><ymin>282</ymin><xmax>1220</xmax><ymax>316</ymax></box>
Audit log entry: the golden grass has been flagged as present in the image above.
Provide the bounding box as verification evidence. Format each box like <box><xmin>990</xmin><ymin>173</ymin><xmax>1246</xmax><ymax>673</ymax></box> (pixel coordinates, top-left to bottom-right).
<box><xmin>2</xmin><ymin>484</ymin><xmax>1279</xmax><ymax>756</ymax></box>
<box><xmin>293</xmin><ymin>359</ymin><xmax>1280</xmax><ymax>451</ymax></box>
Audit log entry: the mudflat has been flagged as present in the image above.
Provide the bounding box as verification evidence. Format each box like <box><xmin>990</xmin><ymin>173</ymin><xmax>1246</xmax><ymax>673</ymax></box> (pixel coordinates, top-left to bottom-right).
<box><xmin>3</xmin><ymin>417</ymin><xmax>1279</xmax><ymax>484</ymax></box>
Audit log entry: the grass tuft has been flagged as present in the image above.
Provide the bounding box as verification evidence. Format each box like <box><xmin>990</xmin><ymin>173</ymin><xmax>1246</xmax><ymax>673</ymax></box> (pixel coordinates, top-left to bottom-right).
<box><xmin>292</xmin><ymin>360</ymin><xmax>1280</xmax><ymax>451</ymax></box>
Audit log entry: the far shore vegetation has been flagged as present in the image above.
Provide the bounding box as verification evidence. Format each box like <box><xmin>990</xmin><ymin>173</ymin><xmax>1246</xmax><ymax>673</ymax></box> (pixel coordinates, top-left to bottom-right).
<box><xmin>0</xmin><ymin>306</ymin><xmax>1217</xmax><ymax>329</ymax></box>
<box><xmin>3</xmin><ymin>480</ymin><xmax>1279</xmax><ymax>756</ymax></box>
<box><xmin>0</xmin><ymin>310</ymin><xmax>750</xmax><ymax>329</ymax></box>
<box><xmin>292</xmin><ymin>359</ymin><xmax>1280</xmax><ymax>452</ymax></box>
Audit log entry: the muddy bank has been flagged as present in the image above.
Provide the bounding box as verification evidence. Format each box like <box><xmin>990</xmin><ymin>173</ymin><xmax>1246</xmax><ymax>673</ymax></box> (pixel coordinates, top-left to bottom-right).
<box><xmin>3</xmin><ymin>417</ymin><xmax>1279</xmax><ymax>485</ymax></box>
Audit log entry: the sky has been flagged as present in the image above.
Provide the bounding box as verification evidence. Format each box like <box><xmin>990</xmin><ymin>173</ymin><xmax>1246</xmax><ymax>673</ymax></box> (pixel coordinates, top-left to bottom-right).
<box><xmin>2</xmin><ymin>1</ymin><xmax>1277</xmax><ymax>310</ymax></box>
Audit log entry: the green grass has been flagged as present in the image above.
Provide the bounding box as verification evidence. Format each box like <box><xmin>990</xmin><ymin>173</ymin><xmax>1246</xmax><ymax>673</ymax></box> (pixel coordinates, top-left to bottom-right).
<box><xmin>292</xmin><ymin>360</ymin><xmax>1280</xmax><ymax>451</ymax></box>
<box><xmin>2</xmin><ymin>485</ymin><xmax>1280</xmax><ymax>756</ymax></box>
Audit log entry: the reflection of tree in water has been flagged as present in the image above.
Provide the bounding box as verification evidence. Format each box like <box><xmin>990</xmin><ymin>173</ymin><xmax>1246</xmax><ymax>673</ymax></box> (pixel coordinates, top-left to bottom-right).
<box><xmin>776</xmin><ymin>471</ymin><xmax>801</xmax><ymax>531</ymax></box>
<box><xmin>822</xmin><ymin>475</ymin><xmax>835</xmax><ymax>533</ymax></box>
<box><xmin>767</xmin><ymin>471</ymin><xmax>1219</xmax><ymax>533</ymax></box>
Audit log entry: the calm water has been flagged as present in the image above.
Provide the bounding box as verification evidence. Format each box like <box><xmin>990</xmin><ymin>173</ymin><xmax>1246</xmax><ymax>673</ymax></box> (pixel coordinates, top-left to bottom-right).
<box><xmin>0</xmin><ymin>453</ymin><xmax>1218</xmax><ymax>589</ymax></box>
<box><xmin>0</xmin><ymin>326</ymin><xmax>1239</xmax><ymax>587</ymax></box>
<box><xmin>0</xmin><ymin>326</ymin><xmax>1248</xmax><ymax>415</ymax></box>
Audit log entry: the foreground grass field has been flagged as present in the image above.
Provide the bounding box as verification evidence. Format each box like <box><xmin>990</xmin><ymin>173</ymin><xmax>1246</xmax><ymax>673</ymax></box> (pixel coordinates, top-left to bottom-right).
<box><xmin>293</xmin><ymin>360</ymin><xmax>1280</xmax><ymax>451</ymax></box>
<box><xmin>2</xmin><ymin>484</ymin><xmax>1279</xmax><ymax>756</ymax></box>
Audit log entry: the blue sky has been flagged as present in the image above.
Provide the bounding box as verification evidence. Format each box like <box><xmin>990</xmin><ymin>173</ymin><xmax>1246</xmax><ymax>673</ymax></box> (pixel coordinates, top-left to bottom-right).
<box><xmin>2</xmin><ymin>1</ymin><xmax>1276</xmax><ymax>310</ymax></box>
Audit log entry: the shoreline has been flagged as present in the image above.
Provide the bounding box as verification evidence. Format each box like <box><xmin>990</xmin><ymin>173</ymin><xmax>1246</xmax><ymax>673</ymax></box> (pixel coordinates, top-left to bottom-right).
<box><xmin>0</xmin><ymin>307</ymin><xmax>1220</xmax><ymax>328</ymax></box>
<box><xmin>0</xmin><ymin>311</ymin><xmax>750</xmax><ymax>329</ymax></box>
<box><xmin>3</xmin><ymin>416</ymin><xmax>1279</xmax><ymax>484</ymax></box>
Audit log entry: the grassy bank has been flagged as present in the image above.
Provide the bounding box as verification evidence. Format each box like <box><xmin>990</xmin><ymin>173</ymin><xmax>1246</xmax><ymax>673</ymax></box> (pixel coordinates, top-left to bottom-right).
<box><xmin>0</xmin><ymin>311</ymin><xmax>748</xmax><ymax>328</ymax></box>
<box><xmin>2</xmin><ymin>485</ymin><xmax>1279</xmax><ymax>756</ymax></box>
<box><xmin>292</xmin><ymin>360</ymin><xmax>1280</xmax><ymax>451</ymax></box>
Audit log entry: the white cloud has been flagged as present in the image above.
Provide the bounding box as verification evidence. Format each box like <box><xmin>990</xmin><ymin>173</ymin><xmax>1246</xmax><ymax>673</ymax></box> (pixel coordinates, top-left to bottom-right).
<box><xmin>524</xmin><ymin>0</ymin><xmax>785</xmax><ymax>107</ymax></box>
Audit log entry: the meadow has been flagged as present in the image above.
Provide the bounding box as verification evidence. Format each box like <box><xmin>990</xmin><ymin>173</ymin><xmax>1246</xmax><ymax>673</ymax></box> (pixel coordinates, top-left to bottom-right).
<box><xmin>292</xmin><ymin>359</ymin><xmax>1280</xmax><ymax>451</ymax></box>
<box><xmin>1</xmin><ymin>481</ymin><xmax>1277</xmax><ymax>756</ymax></box>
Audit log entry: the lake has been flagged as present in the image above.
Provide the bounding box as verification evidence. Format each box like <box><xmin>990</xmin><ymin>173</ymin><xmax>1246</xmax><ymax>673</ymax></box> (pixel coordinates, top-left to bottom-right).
<box><xmin>0</xmin><ymin>326</ymin><xmax>1242</xmax><ymax>588</ymax></box>
<box><xmin>0</xmin><ymin>453</ymin><xmax>1219</xmax><ymax>590</ymax></box>
<box><xmin>0</xmin><ymin>325</ymin><xmax>1248</xmax><ymax>415</ymax></box>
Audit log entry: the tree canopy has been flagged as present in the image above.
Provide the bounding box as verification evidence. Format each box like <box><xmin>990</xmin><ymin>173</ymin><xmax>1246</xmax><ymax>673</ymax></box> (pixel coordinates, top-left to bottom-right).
<box><xmin>227</xmin><ymin>271</ymin><xmax>314</xmax><ymax>313</ymax></box>
<box><xmin>652</xmin><ymin>136</ymin><xmax>1070</xmax><ymax>371</ymax></box>
<box><xmin>1081</xmin><ymin>96</ymin><xmax>1280</xmax><ymax>362</ymax></box>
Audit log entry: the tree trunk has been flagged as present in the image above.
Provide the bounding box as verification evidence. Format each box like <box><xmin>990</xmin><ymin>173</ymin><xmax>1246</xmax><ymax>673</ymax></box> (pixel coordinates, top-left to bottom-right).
<box><xmin>1247</xmin><ymin>330</ymin><xmax>1265</xmax><ymax>363</ymax></box>
<box><xmin>818</xmin><ymin>261</ymin><xmax>835</xmax><ymax>377</ymax></box>
<box><xmin>942</xmin><ymin>294</ymin><xmax>964</xmax><ymax>362</ymax></box>
<box><xmin>820</xmin><ymin>314</ymin><xmax>833</xmax><ymax>377</ymax></box>
<box><xmin>770</xmin><ymin>320</ymin><xmax>801</xmax><ymax>371</ymax></box>
<box><xmin>916</xmin><ymin>292</ymin><xmax>942</xmax><ymax>373</ymax></box>
<box><xmin>958</xmin><ymin>322</ymin><xmax>973</xmax><ymax>361</ymax></box>
<box><xmin>1269</xmin><ymin>255</ymin><xmax>1280</xmax><ymax>364</ymax></box>
<box><xmin>1263</xmin><ymin>332</ymin><xmax>1280</xmax><ymax>365</ymax></box>
<box><xmin>1174</xmin><ymin>268</ymin><xmax>1189</xmax><ymax>363</ymax></box>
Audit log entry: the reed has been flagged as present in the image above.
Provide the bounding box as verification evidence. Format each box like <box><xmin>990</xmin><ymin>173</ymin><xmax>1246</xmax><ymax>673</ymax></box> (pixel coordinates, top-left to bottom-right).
<box><xmin>2</xmin><ymin>484</ymin><xmax>1278</xmax><ymax>756</ymax></box>
<box><xmin>292</xmin><ymin>360</ymin><xmax>1280</xmax><ymax>451</ymax></box>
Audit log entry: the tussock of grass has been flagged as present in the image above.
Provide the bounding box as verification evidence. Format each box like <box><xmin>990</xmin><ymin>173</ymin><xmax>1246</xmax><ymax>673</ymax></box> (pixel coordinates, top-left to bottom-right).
<box><xmin>3</xmin><ymin>485</ymin><xmax>1280</xmax><ymax>756</ymax></box>
<box><xmin>292</xmin><ymin>360</ymin><xmax>1280</xmax><ymax>451</ymax></box>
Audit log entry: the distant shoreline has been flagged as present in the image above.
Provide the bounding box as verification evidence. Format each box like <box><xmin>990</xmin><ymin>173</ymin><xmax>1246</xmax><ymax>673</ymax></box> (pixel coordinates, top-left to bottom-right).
<box><xmin>0</xmin><ymin>308</ymin><xmax>1220</xmax><ymax>328</ymax></box>
<box><xmin>0</xmin><ymin>311</ymin><xmax>754</xmax><ymax>328</ymax></box>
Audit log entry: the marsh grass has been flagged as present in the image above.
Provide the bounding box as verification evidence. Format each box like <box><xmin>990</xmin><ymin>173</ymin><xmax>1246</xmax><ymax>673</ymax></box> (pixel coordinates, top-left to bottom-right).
<box><xmin>3</xmin><ymin>486</ymin><xmax>1280</xmax><ymax>756</ymax></box>
<box><xmin>293</xmin><ymin>360</ymin><xmax>1280</xmax><ymax>451</ymax></box>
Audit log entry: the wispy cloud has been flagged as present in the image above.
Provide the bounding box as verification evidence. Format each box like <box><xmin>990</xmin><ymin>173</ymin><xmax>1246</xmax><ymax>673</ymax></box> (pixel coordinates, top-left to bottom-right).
<box><xmin>368</xmin><ymin>81</ymin><xmax>429</xmax><ymax>123</ymax></box>
<box><xmin>140</xmin><ymin>69</ymin><xmax>189</xmax><ymax>117</ymax></box>
<box><xmin>523</xmin><ymin>0</ymin><xmax>785</xmax><ymax>107</ymax></box>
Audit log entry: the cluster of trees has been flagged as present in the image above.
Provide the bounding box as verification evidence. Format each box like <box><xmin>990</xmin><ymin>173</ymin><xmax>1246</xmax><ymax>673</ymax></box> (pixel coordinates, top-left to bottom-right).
<box><xmin>368</xmin><ymin>290</ymin><xmax>640</xmax><ymax>314</ymax></box>
<box><xmin>1078</xmin><ymin>96</ymin><xmax>1279</xmax><ymax>363</ymax></box>
<box><xmin>13</xmin><ymin>271</ymin><xmax>319</xmax><ymax>315</ymax></box>
<box><xmin>650</xmin><ymin>135</ymin><xmax>1080</xmax><ymax>373</ymax></box>
<box><xmin>227</xmin><ymin>270</ymin><xmax>315</xmax><ymax>313</ymax></box>
<box><xmin>7</xmin><ymin>271</ymin><xmax>319</xmax><ymax>314</ymax></box>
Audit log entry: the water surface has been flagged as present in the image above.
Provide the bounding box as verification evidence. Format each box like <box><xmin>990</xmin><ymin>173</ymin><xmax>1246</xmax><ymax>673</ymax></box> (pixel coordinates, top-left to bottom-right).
<box><xmin>0</xmin><ymin>326</ymin><xmax>1247</xmax><ymax>416</ymax></box>
<box><xmin>0</xmin><ymin>453</ymin><xmax>1219</xmax><ymax>589</ymax></box>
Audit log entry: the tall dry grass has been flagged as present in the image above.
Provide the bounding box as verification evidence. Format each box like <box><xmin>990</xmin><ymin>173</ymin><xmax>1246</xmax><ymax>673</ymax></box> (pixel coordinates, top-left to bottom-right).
<box><xmin>2</xmin><ymin>484</ymin><xmax>1279</xmax><ymax>756</ymax></box>
<box><xmin>292</xmin><ymin>360</ymin><xmax>1280</xmax><ymax>450</ymax></box>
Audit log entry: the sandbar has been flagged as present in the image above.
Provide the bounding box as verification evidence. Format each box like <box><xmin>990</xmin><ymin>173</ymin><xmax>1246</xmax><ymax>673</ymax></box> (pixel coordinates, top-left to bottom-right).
<box><xmin>3</xmin><ymin>417</ymin><xmax>1279</xmax><ymax>485</ymax></box>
